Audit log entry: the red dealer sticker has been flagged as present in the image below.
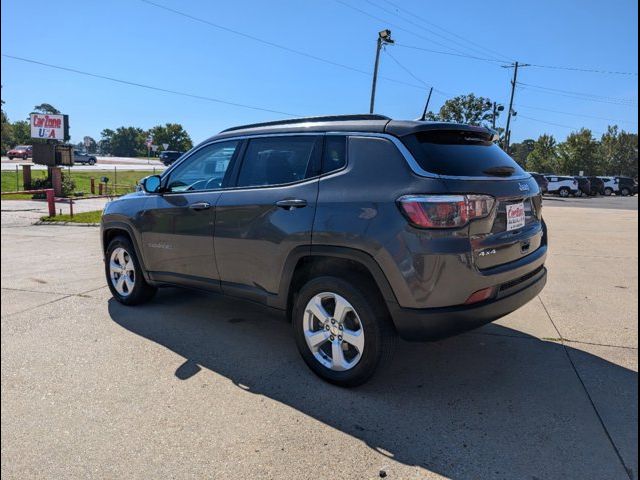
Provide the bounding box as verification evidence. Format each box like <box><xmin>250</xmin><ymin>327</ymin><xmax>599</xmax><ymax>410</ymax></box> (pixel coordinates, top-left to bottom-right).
<box><xmin>506</xmin><ymin>202</ymin><xmax>526</xmax><ymax>231</ymax></box>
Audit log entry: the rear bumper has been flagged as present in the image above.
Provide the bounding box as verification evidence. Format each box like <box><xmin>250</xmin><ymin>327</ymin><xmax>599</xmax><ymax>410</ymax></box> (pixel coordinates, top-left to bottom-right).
<box><xmin>389</xmin><ymin>266</ymin><xmax>547</xmax><ymax>341</ymax></box>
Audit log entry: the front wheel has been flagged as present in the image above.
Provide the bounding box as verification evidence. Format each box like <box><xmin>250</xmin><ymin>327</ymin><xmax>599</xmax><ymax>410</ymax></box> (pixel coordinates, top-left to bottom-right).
<box><xmin>574</xmin><ymin>190</ymin><xmax>583</xmax><ymax>197</ymax></box>
<box><xmin>621</xmin><ymin>188</ymin><xmax>631</xmax><ymax>196</ymax></box>
<box><xmin>105</xmin><ymin>236</ymin><xmax>156</xmax><ymax>305</ymax></box>
<box><xmin>604</xmin><ymin>188</ymin><xmax>614</xmax><ymax>196</ymax></box>
<box><xmin>89</xmin><ymin>158</ymin><xmax>96</xmax><ymax>165</ymax></box>
<box><xmin>559</xmin><ymin>187</ymin><xmax>571</xmax><ymax>198</ymax></box>
<box><xmin>292</xmin><ymin>276</ymin><xmax>396</xmax><ymax>387</ymax></box>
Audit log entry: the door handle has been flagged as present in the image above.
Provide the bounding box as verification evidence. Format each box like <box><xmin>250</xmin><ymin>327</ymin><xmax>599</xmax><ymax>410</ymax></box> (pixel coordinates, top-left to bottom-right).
<box><xmin>276</xmin><ymin>199</ymin><xmax>307</xmax><ymax>210</ymax></box>
<box><xmin>189</xmin><ymin>202</ymin><xmax>211</xmax><ymax>211</ymax></box>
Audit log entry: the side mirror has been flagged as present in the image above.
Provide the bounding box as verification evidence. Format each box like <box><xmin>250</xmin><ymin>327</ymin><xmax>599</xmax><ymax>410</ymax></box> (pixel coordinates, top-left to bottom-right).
<box><xmin>141</xmin><ymin>175</ymin><xmax>162</xmax><ymax>193</ymax></box>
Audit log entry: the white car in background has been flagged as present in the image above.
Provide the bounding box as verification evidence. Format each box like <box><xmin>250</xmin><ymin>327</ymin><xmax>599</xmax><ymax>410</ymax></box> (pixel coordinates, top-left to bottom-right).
<box><xmin>598</xmin><ymin>176</ymin><xmax>618</xmax><ymax>196</ymax></box>
<box><xmin>544</xmin><ymin>175</ymin><xmax>579</xmax><ymax>197</ymax></box>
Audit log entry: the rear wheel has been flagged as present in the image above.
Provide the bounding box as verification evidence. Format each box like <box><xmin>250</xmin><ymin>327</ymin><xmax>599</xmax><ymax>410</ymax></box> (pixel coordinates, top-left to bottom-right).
<box><xmin>292</xmin><ymin>276</ymin><xmax>396</xmax><ymax>387</ymax></box>
<box><xmin>559</xmin><ymin>187</ymin><xmax>571</xmax><ymax>198</ymax></box>
<box><xmin>105</xmin><ymin>236</ymin><xmax>156</xmax><ymax>305</ymax></box>
<box><xmin>605</xmin><ymin>188</ymin><xmax>614</xmax><ymax>196</ymax></box>
<box><xmin>574</xmin><ymin>190</ymin><xmax>583</xmax><ymax>197</ymax></box>
<box><xmin>621</xmin><ymin>187</ymin><xmax>631</xmax><ymax>196</ymax></box>
<box><xmin>89</xmin><ymin>158</ymin><xmax>96</xmax><ymax>165</ymax></box>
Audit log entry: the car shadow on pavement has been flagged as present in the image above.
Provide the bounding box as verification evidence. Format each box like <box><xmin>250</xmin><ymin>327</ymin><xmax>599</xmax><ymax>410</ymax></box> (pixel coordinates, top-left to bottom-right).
<box><xmin>108</xmin><ymin>288</ymin><xmax>638</xmax><ymax>479</ymax></box>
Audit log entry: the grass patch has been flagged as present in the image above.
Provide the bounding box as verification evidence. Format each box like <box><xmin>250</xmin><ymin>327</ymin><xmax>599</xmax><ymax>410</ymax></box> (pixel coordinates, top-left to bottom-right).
<box><xmin>1</xmin><ymin>168</ymin><xmax>163</xmax><ymax>197</ymax></box>
<box><xmin>40</xmin><ymin>210</ymin><xmax>103</xmax><ymax>224</ymax></box>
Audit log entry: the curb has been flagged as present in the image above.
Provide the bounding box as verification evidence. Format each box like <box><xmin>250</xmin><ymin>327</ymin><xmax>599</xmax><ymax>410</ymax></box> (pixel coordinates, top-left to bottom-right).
<box><xmin>34</xmin><ymin>221</ymin><xmax>100</xmax><ymax>227</ymax></box>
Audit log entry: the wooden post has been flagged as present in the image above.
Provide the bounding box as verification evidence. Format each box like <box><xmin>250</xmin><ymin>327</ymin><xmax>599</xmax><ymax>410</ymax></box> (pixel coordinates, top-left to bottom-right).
<box><xmin>90</xmin><ymin>177</ymin><xmax>95</xmax><ymax>194</ymax></box>
<box><xmin>45</xmin><ymin>189</ymin><xmax>55</xmax><ymax>217</ymax></box>
<box><xmin>98</xmin><ymin>183</ymin><xmax>103</xmax><ymax>195</ymax></box>
<box><xmin>69</xmin><ymin>198</ymin><xmax>74</xmax><ymax>218</ymax></box>
<box><xmin>22</xmin><ymin>164</ymin><xmax>32</xmax><ymax>190</ymax></box>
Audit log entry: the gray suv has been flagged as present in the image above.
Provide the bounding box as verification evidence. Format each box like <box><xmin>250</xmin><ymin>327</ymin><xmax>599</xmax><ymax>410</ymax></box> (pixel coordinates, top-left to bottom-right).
<box><xmin>101</xmin><ymin>114</ymin><xmax>547</xmax><ymax>386</ymax></box>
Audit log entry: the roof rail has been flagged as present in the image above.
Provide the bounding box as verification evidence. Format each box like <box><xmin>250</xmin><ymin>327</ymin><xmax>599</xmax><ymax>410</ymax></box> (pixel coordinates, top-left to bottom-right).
<box><xmin>220</xmin><ymin>114</ymin><xmax>391</xmax><ymax>133</ymax></box>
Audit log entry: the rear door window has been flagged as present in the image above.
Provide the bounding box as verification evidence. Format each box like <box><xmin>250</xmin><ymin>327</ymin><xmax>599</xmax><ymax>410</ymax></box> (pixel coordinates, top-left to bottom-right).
<box><xmin>236</xmin><ymin>136</ymin><xmax>320</xmax><ymax>187</ymax></box>
<box><xmin>403</xmin><ymin>129</ymin><xmax>526</xmax><ymax>177</ymax></box>
<box><xmin>322</xmin><ymin>136</ymin><xmax>347</xmax><ymax>174</ymax></box>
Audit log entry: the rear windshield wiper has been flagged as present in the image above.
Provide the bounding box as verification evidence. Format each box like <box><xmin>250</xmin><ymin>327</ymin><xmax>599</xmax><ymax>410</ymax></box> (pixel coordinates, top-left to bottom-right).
<box><xmin>483</xmin><ymin>166</ymin><xmax>515</xmax><ymax>177</ymax></box>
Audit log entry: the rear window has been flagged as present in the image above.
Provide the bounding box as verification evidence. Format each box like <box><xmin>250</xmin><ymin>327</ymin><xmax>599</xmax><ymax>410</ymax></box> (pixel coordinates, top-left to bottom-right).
<box><xmin>403</xmin><ymin>129</ymin><xmax>526</xmax><ymax>177</ymax></box>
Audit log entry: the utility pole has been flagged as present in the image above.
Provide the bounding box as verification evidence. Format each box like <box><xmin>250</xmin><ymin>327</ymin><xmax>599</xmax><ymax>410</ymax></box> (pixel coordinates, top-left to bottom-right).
<box><xmin>369</xmin><ymin>29</ymin><xmax>394</xmax><ymax>114</ymax></box>
<box><xmin>420</xmin><ymin>87</ymin><xmax>434</xmax><ymax>121</ymax></box>
<box><xmin>502</xmin><ymin>62</ymin><xmax>529</xmax><ymax>154</ymax></box>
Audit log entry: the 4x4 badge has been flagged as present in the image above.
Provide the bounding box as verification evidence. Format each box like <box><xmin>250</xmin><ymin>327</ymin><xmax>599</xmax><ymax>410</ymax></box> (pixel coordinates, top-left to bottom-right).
<box><xmin>519</xmin><ymin>183</ymin><xmax>530</xmax><ymax>191</ymax></box>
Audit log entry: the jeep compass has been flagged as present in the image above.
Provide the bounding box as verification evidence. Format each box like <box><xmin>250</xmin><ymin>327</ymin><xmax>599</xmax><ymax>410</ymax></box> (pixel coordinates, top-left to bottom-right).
<box><xmin>101</xmin><ymin>114</ymin><xmax>547</xmax><ymax>386</ymax></box>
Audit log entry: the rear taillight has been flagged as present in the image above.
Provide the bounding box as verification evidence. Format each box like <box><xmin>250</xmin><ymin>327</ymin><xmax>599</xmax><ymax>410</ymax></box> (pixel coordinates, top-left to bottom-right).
<box><xmin>397</xmin><ymin>195</ymin><xmax>495</xmax><ymax>229</ymax></box>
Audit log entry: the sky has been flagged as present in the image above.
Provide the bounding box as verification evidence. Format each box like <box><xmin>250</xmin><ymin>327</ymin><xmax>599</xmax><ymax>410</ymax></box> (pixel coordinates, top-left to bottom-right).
<box><xmin>1</xmin><ymin>0</ymin><xmax>638</xmax><ymax>146</ymax></box>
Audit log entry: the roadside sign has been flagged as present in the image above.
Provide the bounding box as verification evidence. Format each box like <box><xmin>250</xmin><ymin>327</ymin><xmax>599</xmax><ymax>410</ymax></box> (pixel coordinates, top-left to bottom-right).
<box><xmin>30</xmin><ymin>114</ymin><xmax>67</xmax><ymax>140</ymax></box>
<box><xmin>162</xmin><ymin>143</ymin><xmax>169</xmax><ymax>150</ymax></box>
<box><xmin>151</xmin><ymin>145</ymin><xmax>159</xmax><ymax>152</ymax></box>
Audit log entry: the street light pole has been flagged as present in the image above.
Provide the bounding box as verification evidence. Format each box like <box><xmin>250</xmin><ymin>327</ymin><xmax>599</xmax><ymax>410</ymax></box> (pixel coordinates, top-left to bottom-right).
<box><xmin>369</xmin><ymin>29</ymin><xmax>394</xmax><ymax>114</ymax></box>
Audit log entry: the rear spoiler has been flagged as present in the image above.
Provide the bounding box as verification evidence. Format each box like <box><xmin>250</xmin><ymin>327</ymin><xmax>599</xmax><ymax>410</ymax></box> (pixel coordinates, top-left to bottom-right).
<box><xmin>386</xmin><ymin>121</ymin><xmax>499</xmax><ymax>142</ymax></box>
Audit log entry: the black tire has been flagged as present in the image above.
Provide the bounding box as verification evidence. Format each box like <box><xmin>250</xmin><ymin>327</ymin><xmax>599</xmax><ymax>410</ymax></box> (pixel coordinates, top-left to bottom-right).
<box><xmin>621</xmin><ymin>188</ymin><xmax>630</xmax><ymax>197</ymax></box>
<box><xmin>574</xmin><ymin>190</ymin><xmax>583</xmax><ymax>197</ymax></box>
<box><xmin>7</xmin><ymin>156</ymin><xmax>13</xmax><ymax>160</ymax></box>
<box><xmin>559</xmin><ymin>187</ymin><xmax>571</xmax><ymax>198</ymax></box>
<box><xmin>105</xmin><ymin>235</ymin><xmax>156</xmax><ymax>305</ymax></box>
<box><xmin>89</xmin><ymin>158</ymin><xmax>96</xmax><ymax>165</ymax></box>
<box><xmin>604</xmin><ymin>188</ymin><xmax>614</xmax><ymax>196</ymax></box>
<box><xmin>292</xmin><ymin>275</ymin><xmax>396</xmax><ymax>387</ymax></box>
<box><xmin>23</xmin><ymin>154</ymin><xmax>28</xmax><ymax>160</ymax></box>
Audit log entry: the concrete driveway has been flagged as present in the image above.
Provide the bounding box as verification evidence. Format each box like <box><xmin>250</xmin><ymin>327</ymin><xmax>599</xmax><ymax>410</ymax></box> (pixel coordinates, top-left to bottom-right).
<box><xmin>1</xmin><ymin>197</ymin><xmax>637</xmax><ymax>479</ymax></box>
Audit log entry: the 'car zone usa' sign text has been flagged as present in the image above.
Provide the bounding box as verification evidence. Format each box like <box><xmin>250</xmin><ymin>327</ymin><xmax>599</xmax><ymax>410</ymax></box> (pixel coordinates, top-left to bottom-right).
<box><xmin>30</xmin><ymin>114</ymin><xmax>67</xmax><ymax>140</ymax></box>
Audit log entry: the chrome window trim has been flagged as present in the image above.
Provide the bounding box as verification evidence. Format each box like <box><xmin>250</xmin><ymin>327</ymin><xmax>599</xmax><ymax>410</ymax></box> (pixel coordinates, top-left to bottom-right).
<box><xmin>327</xmin><ymin>131</ymin><xmax>532</xmax><ymax>181</ymax></box>
<box><xmin>161</xmin><ymin>133</ymin><xmax>323</xmax><ymax>194</ymax></box>
<box><xmin>164</xmin><ymin>130</ymin><xmax>531</xmax><ymax>186</ymax></box>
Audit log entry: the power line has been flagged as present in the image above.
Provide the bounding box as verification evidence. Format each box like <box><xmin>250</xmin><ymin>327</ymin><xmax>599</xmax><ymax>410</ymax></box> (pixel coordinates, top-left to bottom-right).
<box><xmin>383</xmin><ymin>48</ymin><xmax>431</xmax><ymax>88</ymax></box>
<box><xmin>516</xmin><ymin>104</ymin><xmax>638</xmax><ymax>125</ymax></box>
<box><xmin>139</xmin><ymin>0</ymin><xmax>426</xmax><ymax>93</ymax></box>
<box><xmin>518</xmin><ymin>82</ymin><xmax>637</xmax><ymax>103</ymax></box>
<box><xmin>394</xmin><ymin>42</ymin><xmax>509</xmax><ymax>65</ymax></box>
<box><xmin>2</xmin><ymin>54</ymin><xmax>300</xmax><ymax>117</ymax></box>
<box><xmin>333</xmin><ymin>0</ymin><xmax>485</xmax><ymax>58</ymax></box>
<box><xmin>528</xmin><ymin>63</ymin><xmax>638</xmax><ymax>76</ymax></box>
<box><xmin>517</xmin><ymin>82</ymin><xmax>638</xmax><ymax>106</ymax></box>
<box><xmin>380</xmin><ymin>0</ymin><xmax>636</xmax><ymax>77</ymax></box>
<box><xmin>518</xmin><ymin>114</ymin><xmax>605</xmax><ymax>136</ymax></box>
<box><xmin>363</xmin><ymin>0</ymin><xmax>509</xmax><ymax>62</ymax></box>
<box><xmin>380</xmin><ymin>0</ymin><xmax>514</xmax><ymax>62</ymax></box>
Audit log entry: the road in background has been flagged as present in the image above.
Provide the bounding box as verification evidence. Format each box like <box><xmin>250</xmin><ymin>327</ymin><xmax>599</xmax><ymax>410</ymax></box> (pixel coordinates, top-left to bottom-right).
<box><xmin>1</xmin><ymin>156</ymin><xmax>165</xmax><ymax>171</ymax></box>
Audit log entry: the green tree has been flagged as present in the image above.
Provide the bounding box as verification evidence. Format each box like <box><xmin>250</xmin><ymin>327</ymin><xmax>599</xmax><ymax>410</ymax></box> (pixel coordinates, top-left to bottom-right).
<box><xmin>526</xmin><ymin>134</ymin><xmax>559</xmax><ymax>173</ymax></box>
<box><xmin>426</xmin><ymin>94</ymin><xmax>497</xmax><ymax>126</ymax></box>
<box><xmin>1</xmin><ymin>99</ymin><xmax>12</xmax><ymax>154</ymax></box>
<box><xmin>98</xmin><ymin>129</ymin><xmax>115</xmax><ymax>155</ymax></box>
<box><xmin>110</xmin><ymin>126</ymin><xmax>144</xmax><ymax>157</ymax></box>
<box><xmin>149</xmin><ymin>123</ymin><xmax>193</xmax><ymax>152</ymax></box>
<box><xmin>510</xmin><ymin>139</ymin><xmax>536</xmax><ymax>168</ymax></box>
<box><xmin>11</xmin><ymin>120</ymin><xmax>31</xmax><ymax>145</ymax></box>
<box><xmin>557</xmin><ymin>129</ymin><xmax>599</xmax><ymax>175</ymax></box>
<box><xmin>31</xmin><ymin>103</ymin><xmax>61</xmax><ymax>115</ymax></box>
<box><xmin>600</xmin><ymin>126</ymin><xmax>639</xmax><ymax>177</ymax></box>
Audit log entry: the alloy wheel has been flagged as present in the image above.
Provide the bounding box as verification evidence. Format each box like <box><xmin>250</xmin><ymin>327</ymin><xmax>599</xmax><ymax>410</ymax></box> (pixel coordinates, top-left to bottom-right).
<box><xmin>303</xmin><ymin>292</ymin><xmax>365</xmax><ymax>371</ymax></box>
<box><xmin>109</xmin><ymin>247</ymin><xmax>135</xmax><ymax>297</ymax></box>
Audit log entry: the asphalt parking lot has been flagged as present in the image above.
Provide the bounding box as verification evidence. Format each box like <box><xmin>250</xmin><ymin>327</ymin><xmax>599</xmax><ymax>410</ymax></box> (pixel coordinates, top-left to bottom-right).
<box><xmin>1</xmin><ymin>196</ymin><xmax>637</xmax><ymax>479</ymax></box>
